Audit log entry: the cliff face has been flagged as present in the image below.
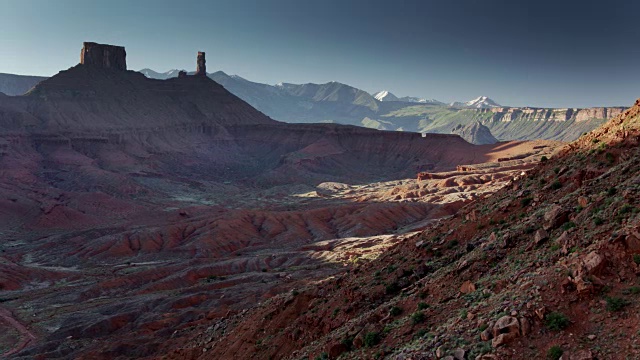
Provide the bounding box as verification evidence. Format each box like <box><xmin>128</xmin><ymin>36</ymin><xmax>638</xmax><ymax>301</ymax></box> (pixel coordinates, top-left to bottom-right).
<box><xmin>80</xmin><ymin>42</ymin><xmax>127</xmax><ymax>70</ymax></box>
<box><xmin>477</xmin><ymin>106</ymin><xmax>625</xmax><ymax>123</ymax></box>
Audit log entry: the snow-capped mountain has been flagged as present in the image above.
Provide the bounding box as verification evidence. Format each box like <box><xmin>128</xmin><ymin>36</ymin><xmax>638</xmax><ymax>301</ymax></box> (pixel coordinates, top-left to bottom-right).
<box><xmin>449</xmin><ymin>96</ymin><xmax>501</xmax><ymax>109</ymax></box>
<box><xmin>373</xmin><ymin>91</ymin><xmax>442</xmax><ymax>104</ymax></box>
<box><xmin>373</xmin><ymin>90</ymin><xmax>400</xmax><ymax>102</ymax></box>
<box><xmin>139</xmin><ymin>69</ymin><xmax>186</xmax><ymax>80</ymax></box>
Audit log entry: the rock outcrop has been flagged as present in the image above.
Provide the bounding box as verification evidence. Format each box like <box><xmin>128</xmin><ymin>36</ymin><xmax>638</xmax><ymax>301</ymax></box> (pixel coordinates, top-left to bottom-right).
<box><xmin>196</xmin><ymin>51</ymin><xmax>206</xmax><ymax>76</ymax></box>
<box><xmin>80</xmin><ymin>42</ymin><xmax>127</xmax><ymax>70</ymax></box>
<box><xmin>451</xmin><ymin>121</ymin><xmax>499</xmax><ymax>144</ymax></box>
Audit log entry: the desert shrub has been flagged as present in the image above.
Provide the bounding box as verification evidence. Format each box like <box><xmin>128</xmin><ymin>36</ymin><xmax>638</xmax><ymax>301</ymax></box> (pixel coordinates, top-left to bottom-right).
<box><xmin>622</xmin><ymin>287</ymin><xmax>640</xmax><ymax>295</ymax></box>
<box><xmin>521</xmin><ymin>197</ymin><xmax>533</xmax><ymax>207</ymax></box>
<box><xmin>411</xmin><ymin>311</ymin><xmax>426</xmax><ymax>324</ymax></box>
<box><xmin>385</xmin><ymin>282</ymin><xmax>400</xmax><ymax>295</ymax></box>
<box><xmin>562</xmin><ymin>221</ymin><xmax>576</xmax><ymax>230</ymax></box>
<box><xmin>341</xmin><ymin>337</ymin><xmax>354</xmax><ymax>350</ymax></box>
<box><xmin>620</xmin><ymin>204</ymin><xmax>633</xmax><ymax>214</ymax></box>
<box><xmin>446</xmin><ymin>239</ymin><xmax>459</xmax><ymax>249</ymax></box>
<box><xmin>541</xmin><ymin>156</ymin><xmax>548</xmax><ymax>162</ymax></box>
<box><xmin>606</xmin><ymin>296</ymin><xmax>629</xmax><ymax>312</ymax></box>
<box><xmin>593</xmin><ymin>217</ymin><xmax>604</xmax><ymax>226</ymax></box>
<box><xmin>417</xmin><ymin>302</ymin><xmax>429</xmax><ymax>310</ymax></box>
<box><xmin>390</xmin><ymin>306</ymin><xmax>402</xmax><ymax>316</ymax></box>
<box><xmin>314</xmin><ymin>353</ymin><xmax>329</xmax><ymax>360</ymax></box>
<box><xmin>547</xmin><ymin>346</ymin><xmax>563</xmax><ymax>360</ymax></box>
<box><xmin>634</xmin><ymin>254</ymin><xmax>640</xmax><ymax>265</ymax></box>
<box><xmin>607</xmin><ymin>187</ymin><xmax>617</xmax><ymax>196</ymax></box>
<box><xmin>605</xmin><ymin>152</ymin><xmax>615</xmax><ymax>164</ymax></box>
<box><xmin>545</xmin><ymin>312</ymin><xmax>569</xmax><ymax>331</ymax></box>
<box><xmin>550</xmin><ymin>181</ymin><xmax>562</xmax><ymax>190</ymax></box>
<box><xmin>413</xmin><ymin>329</ymin><xmax>428</xmax><ymax>339</ymax></box>
<box><xmin>364</xmin><ymin>332</ymin><xmax>380</xmax><ymax>347</ymax></box>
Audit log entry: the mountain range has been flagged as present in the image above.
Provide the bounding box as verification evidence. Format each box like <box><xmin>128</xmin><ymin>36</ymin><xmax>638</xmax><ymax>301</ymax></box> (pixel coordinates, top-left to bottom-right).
<box><xmin>0</xmin><ymin>68</ymin><xmax>625</xmax><ymax>142</ymax></box>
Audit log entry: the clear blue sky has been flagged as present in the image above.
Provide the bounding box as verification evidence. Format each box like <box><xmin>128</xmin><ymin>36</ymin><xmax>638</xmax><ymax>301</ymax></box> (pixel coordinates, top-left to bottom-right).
<box><xmin>0</xmin><ymin>0</ymin><xmax>638</xmax><ymax>108</ymax></box>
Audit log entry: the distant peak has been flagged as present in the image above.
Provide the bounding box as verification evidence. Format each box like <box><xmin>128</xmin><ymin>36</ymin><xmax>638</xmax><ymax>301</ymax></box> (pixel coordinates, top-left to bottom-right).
<box><xmin>373</xmin><ymin>90</ymin><xmax>399</xmax><ymax>102</ymax></box>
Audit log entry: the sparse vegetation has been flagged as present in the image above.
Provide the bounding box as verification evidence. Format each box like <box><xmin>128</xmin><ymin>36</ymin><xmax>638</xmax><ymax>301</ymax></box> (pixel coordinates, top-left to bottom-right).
<box><xmin>363</xmin><ymin>332</ymin><xmax>380</xmax><ymax>347</ymax></box>
<box><xmin>411</xmin><ymin>311</ymin><xmax>426</xmax><ymax>324</ymax></box>
<box><xmin>417</xmin><ymin>302</ymin><xmax>429</xmax><ymax>310</ymax></box>
<box><xmin>390</xmin><ymin>306</ymin><xmax>402</xmax><ymax>316</ymax></box>
<box><xmin>385</xmin><ymin>282</ymin><xmax>400</xmax><ymax>295</ymax></box>
<box><xmin>545</xmin><ymin>312</ymin><xmax>570</xmax><ymax>331</ymax></box>
<box><xmin>314</xmin><ymin>353</ymin><xmax>329</xmax><ymax>360</ymax></box>
<box><xmin>521</xmin><ymin>197</ymin><xmax>533</xmax><ymax>207</ymax></box>
<box><xmin>547</xmin><ymin>346</ymin><xmax>563</xmax><ymax>360</ymax></box>
<box><xmin>541</xmin><ymin>156</ymin><xmax>548</xmax><ymax>162</ymax></box>
<box><xmin>606</xmin><ymin>296</ymin><xmax>629</xmax><ymax>312</ymax></box>
<box><xmin>550</xmin><ymin>180</ymin><xmax>562</xmax><ymax>190</ymax></box>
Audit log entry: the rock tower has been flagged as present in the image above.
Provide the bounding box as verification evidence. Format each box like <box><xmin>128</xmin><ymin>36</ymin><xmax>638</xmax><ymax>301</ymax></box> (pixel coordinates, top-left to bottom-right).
<box><xmin>196</xmin><ymin>52</ymin><xmax>206</xmax><ymax>76</ymax></box>
<box><xmin>80</xmin><ymin>42</ymin><xmax>127</xmax><ymax>70</ymax></box>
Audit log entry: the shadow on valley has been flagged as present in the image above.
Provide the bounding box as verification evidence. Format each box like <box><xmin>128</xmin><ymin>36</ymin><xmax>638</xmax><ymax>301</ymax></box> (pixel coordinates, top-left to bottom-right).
<box><xmin>0</xmin><ymin>43</ymin><xmax>561</xmax><ymax>359</ymax></box>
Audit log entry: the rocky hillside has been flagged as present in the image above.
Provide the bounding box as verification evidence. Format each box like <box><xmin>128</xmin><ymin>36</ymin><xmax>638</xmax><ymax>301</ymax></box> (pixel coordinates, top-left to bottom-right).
<box><xmin>0</xmin><ymin>72</ymin><xmax>46</xmax><ymax>95</ymax></box>
<box><xmin>173</xmin><ymin>99</ymin><xmax>640</xmax><ymax>360</ymax></box>
<box><xmin>451</xmin><ymin>121</ymin><xmax>498</xmax><ymax>145</ymax></box>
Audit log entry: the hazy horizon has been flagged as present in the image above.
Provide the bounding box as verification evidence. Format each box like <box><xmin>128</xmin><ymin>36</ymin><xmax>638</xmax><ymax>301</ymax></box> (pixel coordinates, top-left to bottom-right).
<box><xmin>1</xmin><ymin>0</ymin><xmax>638</xmax><ymax>108</ymax></box>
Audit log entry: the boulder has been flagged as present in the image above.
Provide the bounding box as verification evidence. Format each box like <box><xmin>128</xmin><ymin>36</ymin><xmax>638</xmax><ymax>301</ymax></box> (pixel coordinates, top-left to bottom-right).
<box><xmin>492</xmin><ymin>316</ymin><xmax>520</xmax><ymax>338</ymax></box>
<box><xmin>460</xmin><ymin>280</ymin><xmax>476</xmax><ymax>294</ymax></box>
<box><xmin>519</xmin><ymin>317</ymin><xmax>531</xmax><ymax>337</ymax></box>
<box><xmin>582</xmin><ymin>252</ymin><xmax>605</xmax><ymax>275</ymax></box>
<box><xmin>453</xmin><ymin>348</ymin><xmax>466</xmax><ymax>360</ymax></box>
<box><xmin>544</xmin><ymin>205</ymin><xmax>569</xmax><ymax>230</ymax></box>
<box><xmin>577</xmin><ymin>196</ymin><xmax>588</xmax><ymax>208</ymax></box>
<box><xmin>491</xmin><ymin>316</ymin><xmax>520</xmax><ymax>347</ymax></box>
<box><xmin>327</xmin><ymin>342</ymin><xmax>348</xmax><ymax>358</ymax></box>
<box><xmin>491</xmin><ymin>333</ymin><xmax>512</xmax><ymax>347</ymax></box>
<box><xmin>534</xmin><ymin>229</ymin><xmax>549</xmax><ymax>245</ymax></box>
<box><xmin>562</xmin><ymin>350</ymin><xmax>594</xmax><ymax>360</ymax></box>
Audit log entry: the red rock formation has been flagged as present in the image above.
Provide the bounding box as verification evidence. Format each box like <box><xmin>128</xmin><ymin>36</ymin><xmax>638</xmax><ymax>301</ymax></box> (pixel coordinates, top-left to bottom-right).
<box><xmin>196</xmin><ymin>51</ymin><xmax>206</xmax><ymax>76</ymax></box>
<box><xmin>80</xmin><ymin>42</ymin><xmax>127</xmax><ymax>70</ymax></box>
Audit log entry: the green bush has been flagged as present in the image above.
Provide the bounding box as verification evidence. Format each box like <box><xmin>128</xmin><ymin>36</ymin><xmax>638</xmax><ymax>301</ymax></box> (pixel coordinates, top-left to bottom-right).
<box><xmin>341</xmin><ymin>337</ymin><xmax>353</xmax><ymax>350</ymax></box>
<box><xmin>607</xmin><ymin>187</ymin><xmax>617</xmax><ymax>196</ymax></box>
<box><xmin>521</xmin><ymin>197</ymin><xmax>533</xmax><ymax>207</ymax></box>
<box><xmin>545</xmin><ymin>312</ymin><xmax>569</xmax><ymax>331</ymax></box>
<box><xmin>314</xmin><ymin>353</ymin><xmax>329</xmax><ymax>360</ymax></box>
<box><xmin>389</xmin><ymin>306</ymin><xmax>402</xmax><ymax>316</ymax></box>
<box><xmin>385</xmin><ymin>282</ymin><xmax>400</xmax><ymax>295</ymax></box>
<box><xmin>411</xmin><ymin>311</ymin><xmax>426</xmax><ymax>324</ymax></box>
<box><xmin>634</xmin><ymin>254</ymin><xmax>640</xmax><ymax>265</ymax></box>
<box><xmin>417</xmin><ymin>302</ymin><xmax>429</xmax><ymax>310</ymax></box>
<box><xmin>364</xmin><ymin>332</ymin><xmax>380</xmax><ymax>347</ymax></box>
<box><xmin>622</xmin><ymin>287</ymin><xmax>640</xmax><ymax>295</ymax></box>
<box><xmin>550</xmin><ymin>181</ymin><xmax>562</xmax><ymax>190</ymax></box>
<box><xmin>446</xmin><ymin>239</ymin><xmax>459</xmax><ymax>249</ymax></box>
<box><xmin>547</xmin><ymin>346</ymin><xmax>563</xmax><ymax>360</ymax></box>
<box><xmin>541</xmin><ymin>156</ymin><xmax>549</xmax><ymax>162</ymax></box>
<box><xmin>593</xmin><ymin>217</ymin><xmax>604</xmax><ymax>226</ymax></box>
<box><xmin>606</xmin><ymin>296</ymin><xmax>629</xmax><ymax>312</ymax></box>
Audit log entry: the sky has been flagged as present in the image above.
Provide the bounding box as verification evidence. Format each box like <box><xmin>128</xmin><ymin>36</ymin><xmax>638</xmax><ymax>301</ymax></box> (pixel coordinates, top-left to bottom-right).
<box><xmin>0</xmin><ymin>0</ymin><xmax>639</xmax><ymax>108</ymax></box>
